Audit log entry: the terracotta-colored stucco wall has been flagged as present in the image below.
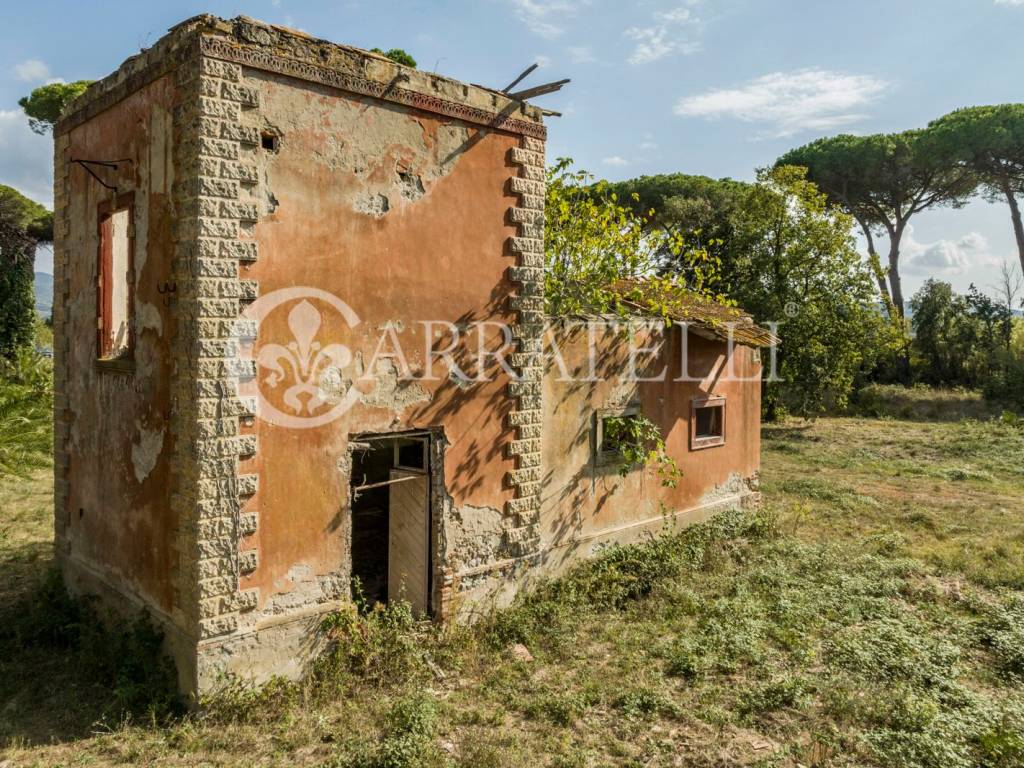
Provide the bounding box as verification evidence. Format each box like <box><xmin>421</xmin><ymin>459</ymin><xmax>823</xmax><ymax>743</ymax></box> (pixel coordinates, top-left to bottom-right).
<box><xmin>239</xmin><ymin>70</ymin><xmax>522</xmax><ymax>615</ymax></box>
<box><xmin>541</xmin><ymin>323</ymin><xmax>762</xmax><ymax>555</ymax></box>
<box><xmin>61</xmin><ymin>74</ymin><xmax>179</xmax><ymax>614</ymax></box>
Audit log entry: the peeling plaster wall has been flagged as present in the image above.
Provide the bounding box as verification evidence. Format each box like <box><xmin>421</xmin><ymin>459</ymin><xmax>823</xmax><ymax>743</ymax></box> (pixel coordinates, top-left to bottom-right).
<box><xmin>55</xmin><ymin>74</ymin><xmax>179</xmax><ymax>616</ymax></box>
<box><xmin>53</xmin><ymin>13</ymin><xmax>550</xmax><ymax>696</ymax></box>
<box><xmin>233</xmin><ymin>68</ymin><xmax>525</xmax><ymax>635</ymax></box>
<box><xmin>450</xmin><ymin>326</ymin><xmax>763</xmax><ymax>616</ymax></box>
<box><xmin>540</xmin><ymin>324</ymin><xmax>762</xmax><ymax>559</ymax></box>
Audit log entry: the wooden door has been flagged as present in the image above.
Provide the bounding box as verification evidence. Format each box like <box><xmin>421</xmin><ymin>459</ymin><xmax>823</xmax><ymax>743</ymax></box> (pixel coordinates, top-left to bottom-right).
<box><xmin>388</xmin><ymin>469</ymin><xmax>430</xmax><ymax>615</ymax></box>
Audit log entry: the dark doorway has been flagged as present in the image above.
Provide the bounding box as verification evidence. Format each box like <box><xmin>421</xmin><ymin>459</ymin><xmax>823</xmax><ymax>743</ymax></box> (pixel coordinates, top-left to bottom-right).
<box><xmin>349</xmin><ymin>432</ymin><xmax>432</xmax><ymax>615</ymax></box>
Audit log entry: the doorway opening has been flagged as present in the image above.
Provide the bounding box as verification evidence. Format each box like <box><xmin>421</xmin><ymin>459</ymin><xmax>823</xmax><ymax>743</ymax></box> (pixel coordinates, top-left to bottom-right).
<box><xmin>349</xmin><ymin>431</ymin><xmax>433</xmax><ymax>616</ymax></box>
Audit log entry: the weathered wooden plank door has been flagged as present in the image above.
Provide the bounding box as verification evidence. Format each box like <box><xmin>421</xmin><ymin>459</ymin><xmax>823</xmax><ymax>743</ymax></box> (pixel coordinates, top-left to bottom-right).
<box><xmin>388</xmin><ymin>469</ymin><xmax>430</xmax><ymax>615</ymax></box>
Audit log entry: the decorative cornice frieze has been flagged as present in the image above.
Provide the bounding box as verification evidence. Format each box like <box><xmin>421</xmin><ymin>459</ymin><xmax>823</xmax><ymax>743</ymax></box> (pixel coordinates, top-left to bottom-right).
<box><xmin>199</xmin><ymin>35</ymin><xmax>547</xmax><ymax>140</ymax></box>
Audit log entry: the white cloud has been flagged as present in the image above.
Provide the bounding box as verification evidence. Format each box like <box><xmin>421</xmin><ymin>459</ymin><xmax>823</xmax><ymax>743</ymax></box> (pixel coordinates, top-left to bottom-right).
<box><xmin>534</xmin><ymin>54</ymin><xmax>552</xmax><ymax>68</ymax></box>
<box><xmin>509</xmin><ymin>0</ymin><xmax>586</xmax><ymax>39</ymax></box>
<box><xmin>626</xmin><ymin>4</ymin><xmax>702</xmax><ymax>65</ymax></box>
<box><xmin>674</xmin><ymin>68</ymin><xmax>890</xmax><ymax>138</ymax></box>
<box><xmin>995</xmin><ymin>0</ymin><xmax>1024</xmax><ymax>6</ymax></box>
<box><xmin>0</xmin><ymin>109</ymin><xmax>54</xmax><ymax>207</ymax></box>
<box><xmin>602</xmin><ymin>155</ymin><xmax>629</xmax><ymax>166</ymax></box>
<box><xmin>903</xmin><ymin>227</ymin><xmax>1003</xmax><ymax>275</ymax></box>
<box><xmin>567</xmin><ymin>46</ymin><xmax>595</xmax><ymax>63</ymax></box>
<box><xmin>14</xmin><ymin>59</ymin><xmax>50</xmax><ymax>83</ymax></box>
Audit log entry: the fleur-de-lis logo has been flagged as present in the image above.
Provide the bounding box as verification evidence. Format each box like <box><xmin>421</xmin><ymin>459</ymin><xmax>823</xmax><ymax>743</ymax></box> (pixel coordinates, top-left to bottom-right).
<box><xmin>234</xmin><ymin>287</ymin><xmax>362</xmax><ymax>429</ymax></box>
<box><xmin>257</xmin><ymin>300</ymin><xmax>353</xmax><ymax>415</ymax></box>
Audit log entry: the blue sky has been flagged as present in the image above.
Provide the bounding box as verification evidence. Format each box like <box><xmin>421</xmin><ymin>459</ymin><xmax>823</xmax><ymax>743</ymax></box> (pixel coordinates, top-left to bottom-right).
<box><xmin>2</xmin><ymin>0</ymin><xmax>1022</xmax><ymax>298</ymax></box>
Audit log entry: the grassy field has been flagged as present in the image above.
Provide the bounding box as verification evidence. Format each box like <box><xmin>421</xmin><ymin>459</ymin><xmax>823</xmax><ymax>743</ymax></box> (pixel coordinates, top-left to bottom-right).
<box><xmin>1</xmin><ymin>386</ymin><xmax>1023</xmax><ymax>767</ymax></box>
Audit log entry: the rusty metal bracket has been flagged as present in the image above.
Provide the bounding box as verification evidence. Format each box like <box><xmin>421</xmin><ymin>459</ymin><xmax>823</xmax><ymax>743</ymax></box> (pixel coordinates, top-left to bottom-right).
<box><xmin>70</xmin><ymin>158</ymin><xmax>133</xmax><ymax>192</ymax></box>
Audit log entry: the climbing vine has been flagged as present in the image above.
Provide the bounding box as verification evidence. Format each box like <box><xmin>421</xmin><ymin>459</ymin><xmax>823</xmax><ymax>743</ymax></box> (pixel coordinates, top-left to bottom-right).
<box><xmin>603</xmin><ymin>413</ymin><xmax>681</xmax><ymax>487</ymax></box>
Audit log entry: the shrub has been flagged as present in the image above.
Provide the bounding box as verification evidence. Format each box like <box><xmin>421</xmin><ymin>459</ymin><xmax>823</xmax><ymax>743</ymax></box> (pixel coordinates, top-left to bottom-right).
<box><xmin>331</xmin><ymin>694</ymin><xmax>440</xmax><ymax>768</ymax></box>
<box><xmin>318</xmin><ymin>599</ymin><xmax>428</xmax><ymax>686</ymax></box>
<box><xmin>0</xmin><ymin>348</ymin><xmax>52</xmax><ymax>475</ymax></box>
<box><xmin>979</xmin><ymin>596</ymin><xmax>1024</xmax><ymax>680</ymax></box>
<box><xmin>4</xmin><ymin>569</ymin><xmax>181</xmax><ymax>720</ymax></box>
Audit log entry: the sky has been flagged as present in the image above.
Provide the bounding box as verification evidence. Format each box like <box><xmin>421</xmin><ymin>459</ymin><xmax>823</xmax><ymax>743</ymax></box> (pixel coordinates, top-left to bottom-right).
<box><xmin>2</xmin><ymin>0</ymin><xmax>1022</xmax><ymax>299</ymax></box>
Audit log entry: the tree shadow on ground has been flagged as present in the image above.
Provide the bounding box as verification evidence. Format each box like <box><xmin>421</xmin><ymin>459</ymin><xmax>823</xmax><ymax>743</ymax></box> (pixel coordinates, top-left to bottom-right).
<box><xmin>0</xmin><ymin>543</ymin><xmax>181</xmax><ymax>746</ymax></box>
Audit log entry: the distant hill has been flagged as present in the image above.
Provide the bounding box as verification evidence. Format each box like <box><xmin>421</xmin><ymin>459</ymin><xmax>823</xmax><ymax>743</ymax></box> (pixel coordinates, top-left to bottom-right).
<box><xmin>34</xmin><ymin>272</ymin><xmax>53</xmax><ymax>317</ymax></box>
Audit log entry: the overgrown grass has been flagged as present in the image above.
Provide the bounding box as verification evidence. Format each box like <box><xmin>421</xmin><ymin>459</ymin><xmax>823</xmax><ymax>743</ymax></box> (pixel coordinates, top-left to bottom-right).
<box><xmin>0</xmin><ymin>349</ymin><xmax>52</xmax><ymax>476</ymax></box>
<box><xmin>2</xmin><ymin>386</ymin><xmax>1023</xmax><ymax>767</ymax></box>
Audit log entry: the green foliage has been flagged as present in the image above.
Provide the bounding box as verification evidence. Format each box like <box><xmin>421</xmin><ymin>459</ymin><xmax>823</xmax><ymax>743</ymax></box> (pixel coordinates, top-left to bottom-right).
<box><xmin>485</xmin><ymin>507</ymin><xmax>778</xmax><ymax>649</ymax></box>
<box><xmin>731</xmin><ymin>166</ymin><xmax>900</xmax><ymax>417</ymax></box>
<box><xmin>928</xmin><ymin>105</ymin><xmax>1024</xmax><ymax>198</ymax></box>
<box><xmin>0</xmin><ymin>184</ymin><xmax>53</xmax><ymax>242</ymax></box>
<box><xmin>329</xmin><ymin>694</ymin><xmax>440</xmax><ymax>768</ymax></box>
<box><xmin>544</xmin><ymin>158</ymin><xmax>724</xmax><ymax>317</ymax></box>
<box><xmin>607</xmin><ymin>165</ymin><xmax>898</xmax><ymax>417</ymax></box>
<box><xmin>370</xmin><ymin>48</ymin><xmax>417</xmax><ymax>68</ymax></box>
<box><xmin>909</xmin><ymin>279</ymin><xmax>1023</xmax><ymax>403</ymax></box>
<box><xmin>0</xmin><ymin>248</ymin><xmax>36</xmax><ymax>360</ymax></box>
<box><xmin>18</xmin><ymin>80</ymin><xmax>92</xmax><ymax>133</ymax></box>
<box><xmin>0</xmin><ymin>185</ymin><xmax>51</xmax><ymax>360</ymax></box>
<box><xmin>979</xmin><ymin>595</ymin><xmax>1024</xmax><ymax>680</ymax></box>
<box><xmin>4</xmin><ymin>570</ymin><xmax>181</xmax><ymax>720</ymax></box>
<box><xmin>319</xmin><ymin>599</ymin><xmax>427</xmax><ymax>686</ymax></box>
<box><xmin>928</xmin><ymin>105</ymin><xmax>1024</xmax><ymax>273</ymax></box>
<box><xmin>777</xmin><ymin>130</ymin><xmax>977</xmax><ymax>315</ymax></box>
<box><xmin>602</xmin><ymin>413</ymin><xmax>680</xmax><ymax>485</ymax></box>
<box><xmin>0</xmin><ymin>349</ymin><xmax>52</xmax><ymax>476</ymax></box>
<box><xmin>604</xmin><ymin>172</ymin><xmax>749</xmax><ymax>269</ymax></box>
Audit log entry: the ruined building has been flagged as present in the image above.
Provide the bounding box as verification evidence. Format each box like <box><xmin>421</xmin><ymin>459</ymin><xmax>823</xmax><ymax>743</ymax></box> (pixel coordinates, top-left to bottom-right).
<box><xmin>52</xmin><ymin>15</ymin><xmax>773</xmax><ymax>699</ymax></box>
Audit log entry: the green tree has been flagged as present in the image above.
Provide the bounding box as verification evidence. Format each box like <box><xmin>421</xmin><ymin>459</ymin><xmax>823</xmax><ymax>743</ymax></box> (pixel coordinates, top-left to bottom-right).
<box><xmin>728</xmin><ymin>166</ymin><xmax>898</xmax><ymax>418</ymax></box>
<box><xmin>0</xmin><ymin>186</ymin><xmax>52</xmax><ymax>358</ymax></box>
<box><xmin>777</xmin><ymin>131</ymin><xmax>977</xmax><ymax>318</ymax></box>
<box><xmin>605</xmin><ymin>173</ymin><xmax>748</xmax><ymax>269</ymax></box>
<box><xmin>908</xmin><ymin>280</ymin><xmax>1013</xmax><ymax>389</ymax></box>
<box><xmin>544</xmin><ymin>158</ymin><xmax>722</xmax><ymax>317</ymax></box>
<box><xmin>927</xmin><ymin>105</ymin><xmax>1024</xmax><ymax>275</ymax></box>
<box><xmin>18</xmin><ymin>80</ymin><xmax>92</xmax><ymax>134</ymax></box>
<box><xmin>370</xmin><ymin>48</ymin><xmax>417</xmax><ymax>68</ymax></box>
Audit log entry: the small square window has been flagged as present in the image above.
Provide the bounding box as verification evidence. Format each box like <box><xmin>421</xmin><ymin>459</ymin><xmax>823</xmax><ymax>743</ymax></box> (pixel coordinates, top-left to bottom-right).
<box><xmin>691</xmin><ymin>396</ymin><xmax>725</xmax><ymax>450</ymax></box>
<box><xmin>261</xmin><ymin>132</ymin><xmax>280</xmax><ymax>152</ymax></box>
<box><xmin>596</xmin><ymin>403</ymin><xmax>640</xmax><ymax>466</ymax></box>
<box><xmin>97</xmin><ymin>198</ymin><xmax>134</xmax><ymax>362</ymax></box>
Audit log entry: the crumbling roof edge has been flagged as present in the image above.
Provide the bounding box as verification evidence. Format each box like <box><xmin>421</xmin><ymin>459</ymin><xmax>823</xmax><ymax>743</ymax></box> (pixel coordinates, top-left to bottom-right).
<box><xmin>546</xmin><ymin>312</ymin><xmax>778</xmax><ymax>348</ymax></box>
<box><xmin>55</xmin><ymin>15</ymin><xmax>546</xmax><ymax>139</ymax></box>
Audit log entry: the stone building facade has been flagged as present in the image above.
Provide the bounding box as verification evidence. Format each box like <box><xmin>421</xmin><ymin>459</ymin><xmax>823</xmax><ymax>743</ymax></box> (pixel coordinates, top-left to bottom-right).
<box><xmin>52</xmin><ymin>15</ymin><xmax>768</xmax><ymax>700</ymax></box>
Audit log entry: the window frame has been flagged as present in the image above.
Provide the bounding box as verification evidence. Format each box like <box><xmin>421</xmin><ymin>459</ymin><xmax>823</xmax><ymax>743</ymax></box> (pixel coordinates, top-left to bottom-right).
<box><xmin>594</xmin><ymin>402</ymin><xmax>641</xmax><ymax>467</ymax></box>
<box><xmin>690</xmin><ymin>395</ymin><xmax>726</xmax><ymax>450</ymax></box>
<box><xmin>96</xmin><ymin>193</ymin><xmax>136</xmax><ymax>369</ymax></box>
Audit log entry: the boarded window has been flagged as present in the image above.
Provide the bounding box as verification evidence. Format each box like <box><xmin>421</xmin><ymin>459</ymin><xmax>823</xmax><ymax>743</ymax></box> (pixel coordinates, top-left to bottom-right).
<box><xmin>98</xmin><ymin>204</ymin><xmax>133</xmax><ymax>360</ymax></box>
<box><xmin>691</xmin><ymin>396</ymin><xmax>725</xmax><ymax>449</ymax></box>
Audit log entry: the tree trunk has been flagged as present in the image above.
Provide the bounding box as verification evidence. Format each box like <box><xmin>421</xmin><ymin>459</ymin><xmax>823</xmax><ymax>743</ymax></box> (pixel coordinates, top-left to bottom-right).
<box><xmin>857</xmin><ymin>218</ymin><xmax>893</xmax><ymax>315</ymax></box>
<box><xmin>887</xmin><ymin>222</ymin><xmax>911</xmax><ymax>383</ymax></box>
<box><xmin>887</xmin><ymin>237</ymin><xmax>905</xmax><ymax>318</ymax></box>
<box><xmin>1002</xmin><ymin>182</ymin><xmax>1024</xmax><ymax>277</ymax></box>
